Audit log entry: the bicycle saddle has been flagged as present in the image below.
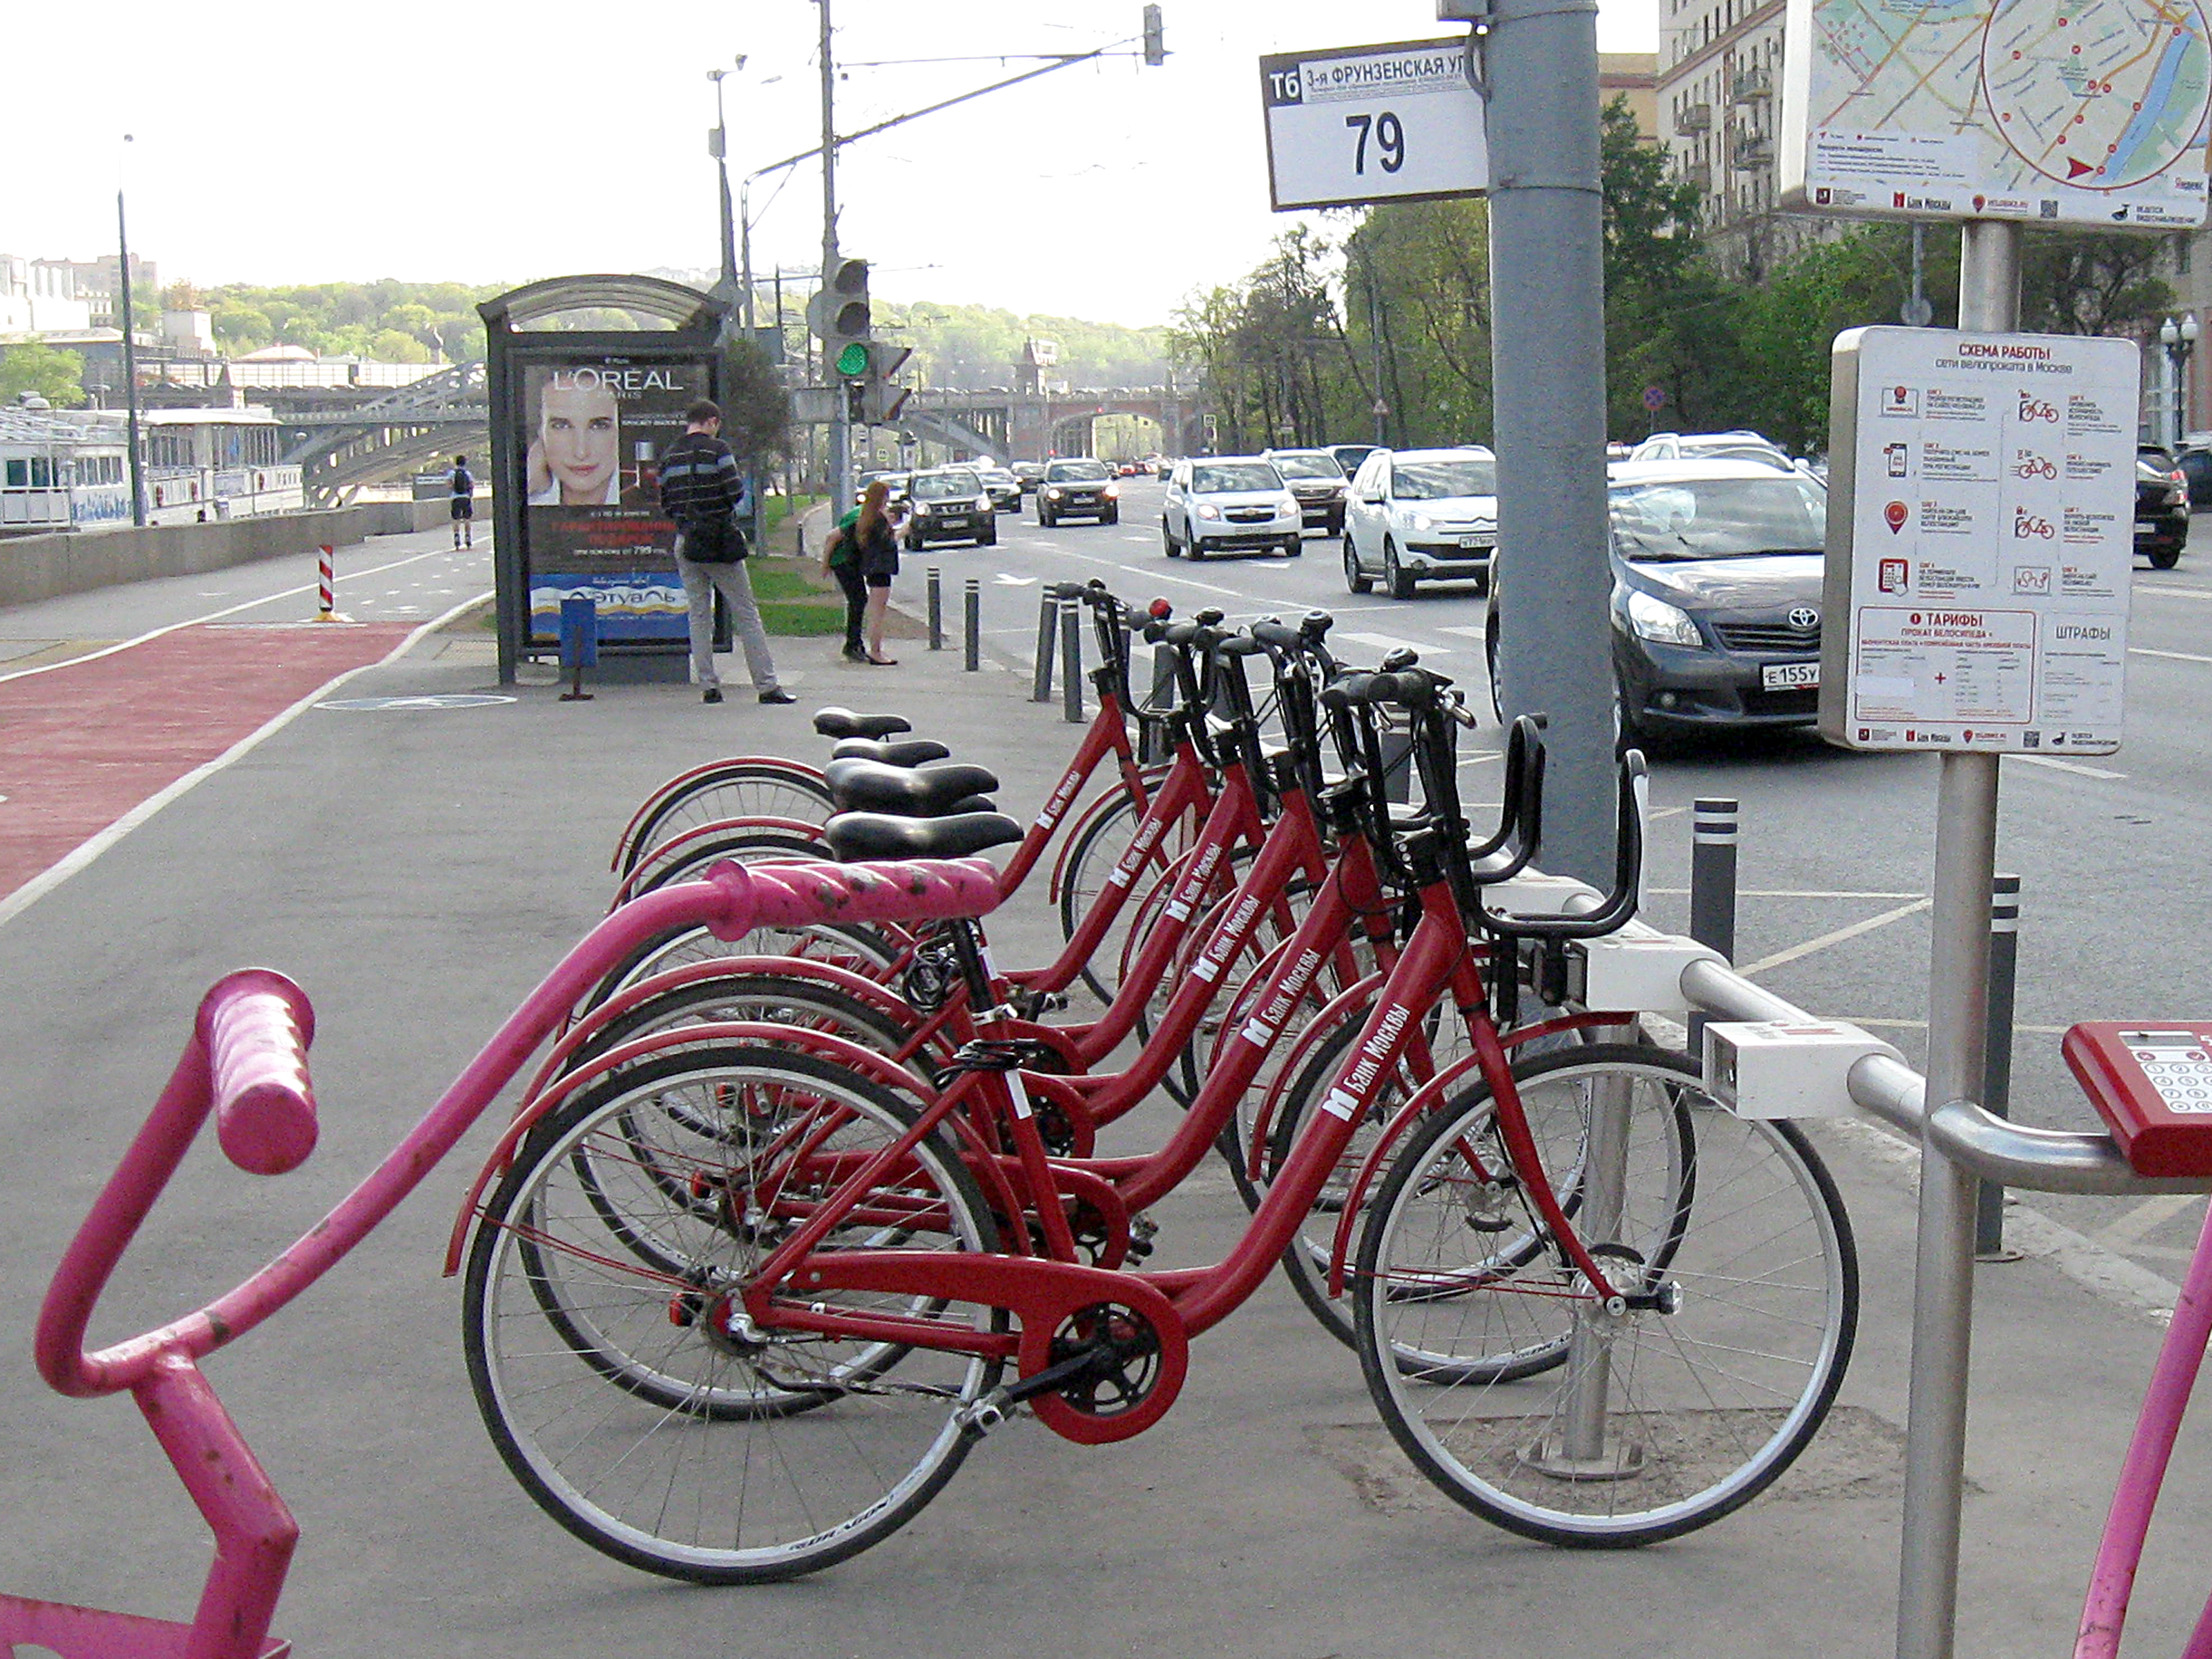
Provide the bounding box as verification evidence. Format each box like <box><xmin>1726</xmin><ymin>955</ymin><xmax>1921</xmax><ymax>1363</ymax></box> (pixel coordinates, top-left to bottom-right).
<box><xmin>822</xmin><ymin>810</ymin><xmax>1026</xmax><ymax>862</ymax></box>
<box><xmin>813</xmin><ymin>707</ymin><xmax>913</xmax><ymax>741</ymax></box>
<box><xmin>830</xmin><ymin>737</ymin><xmax>953</xmax><ymax>767</ymax></box>
<box><xmin>824</xmin><ymin>757</ymin><xmax>1001</xmax><ymax>817</ymax></box>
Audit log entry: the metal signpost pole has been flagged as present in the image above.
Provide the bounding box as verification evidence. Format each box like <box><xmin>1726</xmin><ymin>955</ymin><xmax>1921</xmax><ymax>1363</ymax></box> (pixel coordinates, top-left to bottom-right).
<box><xmin>115</xmin><ymin>176</ymin><xmax>146</xmax><ymax>529</ymax></box>
<box><xmin>817</xmin><ymin>0</ymin><xmax>851</xmax><ymax>514</ymax></box>
<box><xmin>1893</xmin><ymin>218</ymin><xmax>2017</xmax><ymax>1659</ymax></box>
<box><xmin>1477</xmin><ymin>0</ymin><xmax>1618</xmax><ymax>884</ymax></box>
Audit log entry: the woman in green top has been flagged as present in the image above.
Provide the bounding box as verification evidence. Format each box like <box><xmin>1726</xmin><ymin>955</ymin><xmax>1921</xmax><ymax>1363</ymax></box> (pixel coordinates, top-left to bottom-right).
<box><xmin>824</xmin><ymin>480</ymin><xmax>901</xmax><ymax>664</ymax></box>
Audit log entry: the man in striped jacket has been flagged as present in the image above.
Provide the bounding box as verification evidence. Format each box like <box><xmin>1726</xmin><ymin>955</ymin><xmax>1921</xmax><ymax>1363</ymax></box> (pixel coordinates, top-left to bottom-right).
<box><xmin>659</xmin><ymin>398</ymin><xmax>794</xmax><ymax>705</ymax></box>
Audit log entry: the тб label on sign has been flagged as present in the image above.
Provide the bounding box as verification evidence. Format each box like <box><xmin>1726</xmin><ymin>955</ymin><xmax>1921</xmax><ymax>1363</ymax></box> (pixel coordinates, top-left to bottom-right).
<box><xmin>1818</xmin><ymin>327</ymin><xmax>2137</xmax><ymax>754</ymax></box>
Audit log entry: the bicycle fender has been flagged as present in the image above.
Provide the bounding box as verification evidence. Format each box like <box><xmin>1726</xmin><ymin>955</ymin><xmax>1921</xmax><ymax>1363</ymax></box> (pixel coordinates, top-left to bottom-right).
<box><xmin>609</xmin><ymin>815</ymin><xmax>830</xmax><ymax>909</ymax></box>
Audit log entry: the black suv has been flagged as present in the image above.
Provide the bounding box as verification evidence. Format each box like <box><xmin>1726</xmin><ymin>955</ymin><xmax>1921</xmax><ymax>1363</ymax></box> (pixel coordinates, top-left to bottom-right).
<box><xmin>1037</xmin><ymin>459</ymin><xmax>1120</xmax><ymax>526</ymax></box>
<box><xmin>903</xmin><ymin>468</ymin><xmax>998</xmax><ymax>550</ymax></box>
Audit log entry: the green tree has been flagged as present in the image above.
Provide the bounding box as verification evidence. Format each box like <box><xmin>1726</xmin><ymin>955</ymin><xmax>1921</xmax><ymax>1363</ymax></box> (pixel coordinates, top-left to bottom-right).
<box><xmin>0</xmin><ymin>342</ymin><xmax>87</xmax><ymax>407</ymax></box>
<box><xmin>369</xmin><ymin>328</ymin><xmax>432</xmax><ymax>363</ymax></box>
<box><xmin>718</xmin><ymin>335</ymin><xmax>793</xmax><ymax>467</ymax></box>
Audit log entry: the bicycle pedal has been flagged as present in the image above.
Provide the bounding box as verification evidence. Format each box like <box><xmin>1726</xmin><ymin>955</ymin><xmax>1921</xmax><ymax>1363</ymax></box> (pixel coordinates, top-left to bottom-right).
<box><xmin>1126</xmin><ymin>1214</ymin><xmax>1160</xmax><ymax>1265</ymax></box>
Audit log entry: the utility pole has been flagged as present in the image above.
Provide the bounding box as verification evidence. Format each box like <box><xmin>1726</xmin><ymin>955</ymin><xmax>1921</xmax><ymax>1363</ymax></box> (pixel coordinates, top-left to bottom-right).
<box><xmin>708</xmin><ymin>64</ymin><xmax>742</xmax><ymax>325</ymax></box>
<box><xmin>817</xmin><ymin>0</ymin><xmax>851</xmax><ymax>512</ymax></box>
<box><xmin>116</xmin><ymin>138</ymin><xmax>146</xmax><ymax>530</ymax></box>
<box><xmin>1478</xmin><ymin>0</ymin><xmax>1616</xmax><ymax>884</ymax></box>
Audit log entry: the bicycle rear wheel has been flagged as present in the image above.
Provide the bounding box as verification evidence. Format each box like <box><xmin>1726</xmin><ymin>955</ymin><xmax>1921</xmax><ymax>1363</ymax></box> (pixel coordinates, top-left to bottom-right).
<box><xmin>1353</xmin><ymin>1044</ymin><xmax>1856</xmax><ymax>1547</ymax></box>
<box><xmin>619</xmin><ymin>761</ymin><xmax>835</xmax><ymax>876</ymax></box>
<box><xmin>465</xmin><ymin>1048</ymin><xmax>1003</xmax><ymax>1583</ymax></box>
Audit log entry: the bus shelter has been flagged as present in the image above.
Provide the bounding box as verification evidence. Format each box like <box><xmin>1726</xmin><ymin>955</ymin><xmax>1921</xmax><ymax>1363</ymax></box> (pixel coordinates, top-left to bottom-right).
<box><xmin>478</xmin><ymin>275</ymin><xmax>729</xmax><ymax>683</ymax></box>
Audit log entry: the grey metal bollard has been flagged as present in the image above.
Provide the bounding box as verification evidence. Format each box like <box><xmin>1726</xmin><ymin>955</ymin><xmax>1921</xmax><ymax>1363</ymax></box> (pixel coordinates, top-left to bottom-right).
<box><xmin>1031</xmin><ymin>590</ymin><xmax>1057</xmax><ymax>701</ymax></box>
<box><xmin>1688</xmin><ymin>798</ymin><xmax>1739</xmax><ymax>1050</ymax></box>
<box><xmin>1975</xmin><ymin>872</ymin><xmax>2022</xmax><ymax>1259</ymax></box>
<box><xmin>926</xmin><ymin>567</ymin><xmax>943</xmax><ymax>651</ymax></box>
<box><xmin>1060</xmin><ymin>597</ymin><xmax>1084</xmax><ymax>724</ymax></box>
<box><xmin>964</xmin><ymin>579</ymin><xmax>981</xmax><ymax>672</ymax></box>
<box><xmin>1139</xmin><ymin>643</ymin><xmax>1178</xmax><ymax>765</ymax></box>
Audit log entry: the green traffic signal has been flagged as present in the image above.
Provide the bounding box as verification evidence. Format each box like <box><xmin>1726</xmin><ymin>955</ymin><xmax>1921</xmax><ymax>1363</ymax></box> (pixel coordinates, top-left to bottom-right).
<box><xmin>836</xmin><ymin>341</ymin><xmax>869</xmax><ymax>378</ymax></box>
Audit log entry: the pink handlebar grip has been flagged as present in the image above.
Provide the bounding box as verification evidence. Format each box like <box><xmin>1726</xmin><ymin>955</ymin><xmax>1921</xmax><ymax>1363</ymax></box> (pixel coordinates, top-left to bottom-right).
<box><xmin>198</xmin><ymin>970</ymin><xmax>318</xmax><ymax>1176</ymax></box>
<box><xmin>704</xmin><ymin>856</ymin><xmax>1003</xmax><ymax>939</ymax></box>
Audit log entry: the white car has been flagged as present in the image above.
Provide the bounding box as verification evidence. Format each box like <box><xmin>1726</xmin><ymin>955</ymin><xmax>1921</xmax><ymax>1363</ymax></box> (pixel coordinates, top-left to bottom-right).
<box><xmin>1342</xmin><ymin>446</ymin><xmax>1498</xmax><ymax>598</ymax></box>
<box><xmin>1161</xmin><ymin>456</ymin><xmax>1303</xmax><ymax>560</ymax></box>
<box><xmin>1627</xmin><ymin>430</ymin><xmax>1797</xmax><ymax>470</ymax></box>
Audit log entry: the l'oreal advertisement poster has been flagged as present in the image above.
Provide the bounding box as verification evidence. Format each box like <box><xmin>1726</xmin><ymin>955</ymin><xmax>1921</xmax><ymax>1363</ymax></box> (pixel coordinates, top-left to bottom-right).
<box><xmin>519</xmin><ymin>356</ymin><xmax>709</xmax><ymax>644</ymax></box>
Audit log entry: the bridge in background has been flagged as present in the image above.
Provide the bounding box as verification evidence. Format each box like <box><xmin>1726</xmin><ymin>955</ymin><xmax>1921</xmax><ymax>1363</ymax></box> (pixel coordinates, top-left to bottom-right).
<box><xmin>887</xmin><ymin>386</ymin><xmax>1207</xmax><ymax>462</ymax></box>
<box><xmin>278</xmin><ymin>362</ymin><xmax>488</xmax><ymax>505</ymax></box>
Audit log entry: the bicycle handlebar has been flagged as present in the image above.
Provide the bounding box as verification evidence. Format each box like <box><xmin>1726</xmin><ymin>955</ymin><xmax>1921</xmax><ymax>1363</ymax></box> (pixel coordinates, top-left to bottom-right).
<box><xmin>201</xmin><ymin>970</ymin><xmax>320</xmax><ymax>1177</ymax></box>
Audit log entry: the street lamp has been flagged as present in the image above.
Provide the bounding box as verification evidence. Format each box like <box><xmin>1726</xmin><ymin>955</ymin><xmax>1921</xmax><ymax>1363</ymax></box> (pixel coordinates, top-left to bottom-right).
<box><xmin>117</xmin><ymin>133</ymin><xmax>146</xmax><ymax>527</ymax></box>
<box><xmin>708</xmin><ymin>58</ymin><xmax>747</xmax><ymax>329</ymax></box>
<box><xmin>2160</xmin><ymin>313</ymin><xmax>2200</xmax><ymax>450</ymax></box>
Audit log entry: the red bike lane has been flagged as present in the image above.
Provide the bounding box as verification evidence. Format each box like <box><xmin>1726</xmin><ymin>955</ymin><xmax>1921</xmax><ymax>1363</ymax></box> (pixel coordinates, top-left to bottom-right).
<box><xmin>0</xmin><ymin>621</ymin><xmax>417</xmax><ymax>904</ymax></box>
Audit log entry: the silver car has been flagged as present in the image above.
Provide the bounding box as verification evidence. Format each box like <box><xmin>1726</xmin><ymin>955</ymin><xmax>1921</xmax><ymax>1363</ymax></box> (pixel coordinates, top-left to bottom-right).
<box><xmin>1162</xmin><ymin>457</ymin><xmax>1303</xmax><ymax>559</ymax></box>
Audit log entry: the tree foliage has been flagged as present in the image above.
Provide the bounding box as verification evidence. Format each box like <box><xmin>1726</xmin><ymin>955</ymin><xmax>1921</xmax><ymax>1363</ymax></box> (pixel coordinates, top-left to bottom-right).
<box><xmin>875</xmin><ymin>300</ymin><xmax>1168</xmax><ymax>391</ymax></box>
<box><xmin>718</xmin><ymin>335</ymin><xmax>794</xmax><ymax>467</ymax></box>
<box><xmin>0</xmin><ymin>342</ymin><xmax>88</xmax><ymax>407</ymax></box>
<box><xmin>195</xmin><ymin>280</ymin><xmax>504</xmax><ymax>362</ymax></box>
<box><xmin>1168</xmin><ymin>98</ymin><xmax>2176</xmax><ymax>457</ymax></box>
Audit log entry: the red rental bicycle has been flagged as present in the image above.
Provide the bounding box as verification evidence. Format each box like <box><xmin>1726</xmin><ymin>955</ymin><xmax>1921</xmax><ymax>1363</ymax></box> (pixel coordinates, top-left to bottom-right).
<box><xmin>459</xmin><ymin>664</ymin><xmax>1858</xmax><ymax>1584</ymax></box>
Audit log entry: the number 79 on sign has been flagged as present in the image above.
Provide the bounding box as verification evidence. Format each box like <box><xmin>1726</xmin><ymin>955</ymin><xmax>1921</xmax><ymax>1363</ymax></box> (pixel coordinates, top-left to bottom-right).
<box><xmin>1258</xmin><ymin>37</ymin><xmax>1489</xmax><ymax>213</ymax></box>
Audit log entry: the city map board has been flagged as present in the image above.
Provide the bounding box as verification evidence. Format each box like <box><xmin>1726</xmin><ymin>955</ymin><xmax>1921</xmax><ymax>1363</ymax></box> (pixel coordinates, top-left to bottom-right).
<box><xmin>1779</xmin><ymin>0</ymin><xmax>2212</xmax><ymax>228</ymax></box>
<box><xmin>1818</xmin><ymin>326</ymin><xmax>2137</xmax><ymax>753</ymax></box>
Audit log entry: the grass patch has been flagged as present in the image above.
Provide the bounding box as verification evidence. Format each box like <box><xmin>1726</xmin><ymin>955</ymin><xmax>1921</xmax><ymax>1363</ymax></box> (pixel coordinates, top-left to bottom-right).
<box><xmin>747</xmin><ymin>554</ymin><xmax>846</xmax><ymax>636</ymax></box>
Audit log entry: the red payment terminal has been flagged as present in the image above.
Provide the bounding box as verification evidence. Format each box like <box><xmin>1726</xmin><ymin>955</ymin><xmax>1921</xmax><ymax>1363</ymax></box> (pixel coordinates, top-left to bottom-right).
<box><xmin>2063</xmin><ymin>1022</ymin><xmax>2212</xmax><ymax>1176</ymax></box>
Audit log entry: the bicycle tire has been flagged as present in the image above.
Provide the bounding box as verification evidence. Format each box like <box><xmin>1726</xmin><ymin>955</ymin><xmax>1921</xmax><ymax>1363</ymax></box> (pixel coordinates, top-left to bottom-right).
<box><xmin>1056</xmin><ymin>784</ymin><xmax>1189</xmax><ymax>1007</ymax></box>
<box><xmin>1353</xmin><ymin>1044</ymin><xmax>1857</xmax><ymax>1547</ymax></box>
<box><xmin>619</xmin><ymin>761</ymin><xmax>836</xmax><ymax>877</ymax></box>
<box><xmin>621</xmin><ymin>825</ymin><xmax>832</xmax><ymax>903</ymax></box>
<box><xmin>465</xmin><ymin>1046</ymin><xmax>1004</xmax><ymax>1584</ymax></box>
<box><xmin>581</xmin><ymin>916</ymin><xmax>903</xmax><ymax>1017</ymax></box>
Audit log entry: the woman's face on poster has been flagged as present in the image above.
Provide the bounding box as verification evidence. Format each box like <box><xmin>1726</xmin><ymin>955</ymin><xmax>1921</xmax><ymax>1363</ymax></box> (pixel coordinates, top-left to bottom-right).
<box><xmin>539</xmin><ymin>381</ymin><xmax>619</xmax><ymax>503</ymax></box>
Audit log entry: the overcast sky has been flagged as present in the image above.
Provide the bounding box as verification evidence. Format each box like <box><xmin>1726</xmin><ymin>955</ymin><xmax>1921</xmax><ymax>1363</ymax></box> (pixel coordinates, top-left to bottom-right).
<box><xmin>4</xmin><ymin>0</ymin><xmax>1658</xmax><ymax>329</ymax></box>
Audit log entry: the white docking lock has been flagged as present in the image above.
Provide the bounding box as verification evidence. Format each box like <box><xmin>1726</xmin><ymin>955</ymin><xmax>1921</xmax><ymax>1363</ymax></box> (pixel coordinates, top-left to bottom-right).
<box><xmin>1570</xmin><ymin>933</ymin><xmax>1728</xmax><ymax>1017</ymax></box>
<box><xmin>1702</xmin><ymin>1020</ymin><xmax>1905</xmax><ymax>1120</ymax></box>
<box><xmin>1483</xmin><ymin>871</ymin><xmax>1603</xmax><ymax>919</ymax></box>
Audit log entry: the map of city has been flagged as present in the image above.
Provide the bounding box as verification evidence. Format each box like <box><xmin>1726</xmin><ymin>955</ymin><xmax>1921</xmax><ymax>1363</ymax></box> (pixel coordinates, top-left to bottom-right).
<box><xmin>1783</xmin><ymin>0</ymin><xmax>2212</xmax><ymax>227</ymax></box>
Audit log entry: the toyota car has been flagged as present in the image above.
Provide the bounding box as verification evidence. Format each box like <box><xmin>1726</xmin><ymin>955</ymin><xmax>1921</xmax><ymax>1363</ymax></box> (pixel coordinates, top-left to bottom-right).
<box><xmin>1486</xmin><ymin>459</ymin><xmax>1830</xmax><ymax>737</ymax></box>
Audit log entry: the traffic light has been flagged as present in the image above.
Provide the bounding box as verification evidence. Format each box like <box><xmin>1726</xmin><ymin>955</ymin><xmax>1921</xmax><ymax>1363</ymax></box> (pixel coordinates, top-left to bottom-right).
<box><xmin>806</xmin><ymin>256</ymin><xmax>872</xmax><ymax>384</ymax></box>
<box><xmin>863</xmin><ymin>342</ymin><xmax>914</xmax><ymax>425</ymax></box>
<box><xmin>1141</xmin><ymin>5</ymin><xmax>1165</xmax><ymax>66</ymax></box>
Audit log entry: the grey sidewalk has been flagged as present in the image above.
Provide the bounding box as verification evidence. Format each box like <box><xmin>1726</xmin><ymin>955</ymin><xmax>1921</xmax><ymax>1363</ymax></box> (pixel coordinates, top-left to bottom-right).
<box><xmin>0</xmin><ymin>613</ymin><xmax>2203</xmax><ymax>1658</ymax></box>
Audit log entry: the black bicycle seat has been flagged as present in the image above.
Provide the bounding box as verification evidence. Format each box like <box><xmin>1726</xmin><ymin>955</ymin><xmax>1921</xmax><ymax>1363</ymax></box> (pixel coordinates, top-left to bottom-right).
<box><xmin>813</xmin><ymin>708</ymin><xmax>913</xmax><ymax>741</ymax></box>
<box><xmin>830</xmin><ymin>737</ymin><xmax>953</xmax><ymax>767</ymax></box>
<box><xmin>825</xmin><ymin>757</ymin><xmax>1002</xmax><ymax>817</ymax></box>
<box><xmin>823</xmin><ymin>811</ymin><xmax>1025</xmax><ymax>862</ymax></box>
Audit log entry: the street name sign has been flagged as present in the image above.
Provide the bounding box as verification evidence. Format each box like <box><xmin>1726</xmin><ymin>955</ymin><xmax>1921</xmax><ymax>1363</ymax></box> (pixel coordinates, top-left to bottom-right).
<box><xmin>1819</xmin><ymin>325</ymin><xmax>2138</xmax><ymax>753</ymax></box>
<box><xmin>1780</xmin><ymin>0</ymin><xmax>2212</xmax><ymax>228</ymax></box>
<box><xmin>1259</xmin><ymin>38</ymin><xmax>1488</xmax><ymax>211</ymax></box>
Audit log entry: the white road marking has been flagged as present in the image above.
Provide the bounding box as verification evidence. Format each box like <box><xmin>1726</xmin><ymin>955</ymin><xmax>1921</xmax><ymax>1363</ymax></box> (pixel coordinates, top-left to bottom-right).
<box><xmin>1436</xmin><ymin>625</ymin><xmax>1488</xmax><ymax>640</ymax></box>
<box><xmin>1648</xmin><ymin>888</ymin><xmax>1927</xmax><ymax>900</ymax></box>
<box><xmin>1736</xmin><ymin>897</ymin><xmax>1933</xmax><ymax>977</ymax></box>
<box><xmin>2093</xmin><ymin>1193</ymin><xmax>2205</xmax><ymax>1251</ymax></box>
<box><xmin>1845</xmin><ymin>1015</ymin><xmax>2068</xmax><ymax>1035</ymax></box>
<box><xmin>2137</xmin><ymin>585</ymin><xmax>2211</xmax><ymax>600</ymax></box>
<box><xmin>2015</xmin><ymin>754</ymin><xmax>2127</xmax><ymax>780</ymax></box>
<box><xmin>2132</xmin><ymin>646</ymin><xmax>2212</xmax><ymax>665</ymax></box>
<box><xmin>0</xmin><ymin>545</ymin><xmax>478</xmax><ymax>687</ymax></box>
<box><xmin>1338</xmin><ymin>630</ymin><xmax>1449</xmax><ymax>655</ymax></box>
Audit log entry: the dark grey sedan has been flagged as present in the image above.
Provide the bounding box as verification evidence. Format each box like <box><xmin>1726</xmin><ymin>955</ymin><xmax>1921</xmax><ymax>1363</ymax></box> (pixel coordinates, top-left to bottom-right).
<box><xmin>1487</xmin><ymin>459</ymin><xmax>1829</xmax><ymax>737</ymax></box>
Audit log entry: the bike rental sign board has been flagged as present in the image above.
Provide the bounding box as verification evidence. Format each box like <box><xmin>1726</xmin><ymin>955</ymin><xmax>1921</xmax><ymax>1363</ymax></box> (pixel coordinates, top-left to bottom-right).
<box><xmin>1818</xmin><ymin>326</ymin><xmax>2138</xmax><ymax>753</ymax></box>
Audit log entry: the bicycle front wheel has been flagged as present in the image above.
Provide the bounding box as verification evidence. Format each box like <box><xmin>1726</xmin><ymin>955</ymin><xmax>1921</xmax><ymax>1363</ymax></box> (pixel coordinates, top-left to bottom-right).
<box><xmin>619</xmin><ymin>761</ymin><xmax>835</xmax><ymax>876</ymax></box>
<box><xmin>464</xmin><ymin>1048</ymin><xmax>1004</xmax><ymax>1583</ymax></box>
<box><xmin>1353</xmin><ymin>1044</ymin><xmax>1857</xmax><ymax>1547</ymax></box>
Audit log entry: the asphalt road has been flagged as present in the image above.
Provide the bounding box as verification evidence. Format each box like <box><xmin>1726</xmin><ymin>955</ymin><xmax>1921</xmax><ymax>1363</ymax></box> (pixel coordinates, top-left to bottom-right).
<box><xmin>949</xmin><ymin>476</ymin><xmax>2212</xmax><ymax>1268</ymax></box>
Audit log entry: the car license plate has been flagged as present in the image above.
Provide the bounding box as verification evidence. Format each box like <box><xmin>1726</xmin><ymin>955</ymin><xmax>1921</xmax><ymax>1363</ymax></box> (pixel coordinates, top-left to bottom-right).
<box><xmin>1761</xmin><ymin>661</ymin><xmax>1819</xmax><ymax>690</ymax></box>
<box><xmin>1456</xmin><ymin>535</ymin><xmax>1488</xmax><ymax>550</ymax></box>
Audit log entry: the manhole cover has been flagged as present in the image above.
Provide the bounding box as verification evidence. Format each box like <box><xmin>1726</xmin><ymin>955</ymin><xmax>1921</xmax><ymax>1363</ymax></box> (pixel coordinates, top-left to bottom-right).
<box><xmin>316</xmin><ymin>694</ymin><xmax>515</xmax><ymax>712</ymax></box>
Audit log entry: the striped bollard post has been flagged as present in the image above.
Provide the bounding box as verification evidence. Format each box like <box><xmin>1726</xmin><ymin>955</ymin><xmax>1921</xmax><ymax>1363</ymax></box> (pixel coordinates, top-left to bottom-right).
<box><xmin>314</xmin><ymin>544</ymin><xmax>336</xmax><ymax>620</ymax></box>
<box><xmin>926</xmin><ymin>567</ymin><xmax>943</xmax><ymax>651</ymax></box>
<box><xmin>1976</xmin><ymin>873</ymin><xmax>2023</xmax><ymax>1260</ymax></box>
<box><xmin>1688</xmin><ymin>798</ymin><xmax>1738</xmax><ymax>1051</ymax></box>
<box><xmin>964</xmin><ymin>579</ymin><xmax>981</xmax><ymax>672</ymax></box>
<box><xmin>1031</xmin><ymin>589</ymin><xmax>1057</xmax><ymax>701</ymax></box>
<box><xmin>1060</xmin><ymin>597</ymin><xmax>1084</xmax><ymax>723</ymax></box>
